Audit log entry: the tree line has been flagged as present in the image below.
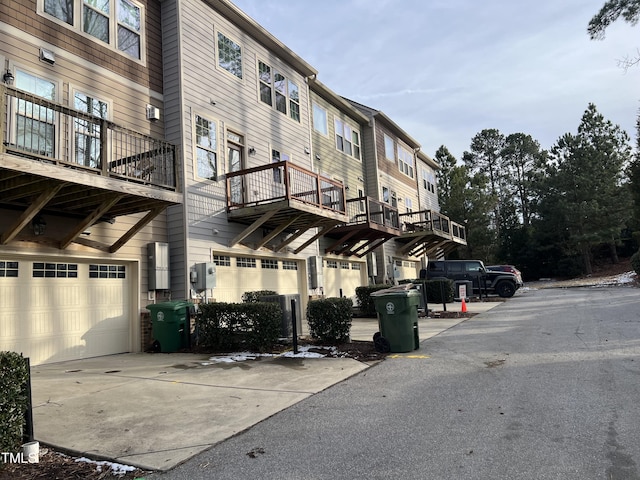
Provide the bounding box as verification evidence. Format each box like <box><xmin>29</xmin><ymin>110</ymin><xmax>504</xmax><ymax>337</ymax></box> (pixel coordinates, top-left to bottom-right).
<box><xmin>435</xmin><ymin>1</ymin><xmax>640</xmax><ymax>280</ymax></box>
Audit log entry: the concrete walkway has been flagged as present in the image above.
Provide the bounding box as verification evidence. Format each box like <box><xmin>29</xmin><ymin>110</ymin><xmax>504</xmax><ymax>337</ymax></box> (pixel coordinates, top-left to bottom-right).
<box><xmin>29</xmin><ymin>299</ymin><xmax>501</xmax><ymax>472</ymax></box>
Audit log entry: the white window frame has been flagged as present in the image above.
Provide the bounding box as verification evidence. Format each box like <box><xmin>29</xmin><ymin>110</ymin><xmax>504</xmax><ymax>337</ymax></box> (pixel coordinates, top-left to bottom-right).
<box><xmin>37</xmin><ymin>0</ymin><xmax>145</xmax><ymax>63</ymax></box>
<box><xmin>193</xmin><ymin>112</ymin><xmax>218</xmax><ymax>181</ymax></box>
<box><xmin>384</xmin><ymin>134</ymin><xmax>394</xmax><ymax>162</ymax></box>
<box><xmin>334</xmin><ymin>118</ymin><xmax>361</xmax><ymax>160</ymax></box>
<box><xmin>216</xmin><ymin>30</ymin><xmax>243</xmax><ymax>80</ymax></box>
<box><xmin>405</xmin><ymin>197</ymin><xmax>413</xmax><ymax>213</ymax></box>
<box><xmin>397</xmin><ymin>144</ymin><xmax>414</xmax><ymax>179</ymax></box>
<box><xmin>312</xmin><ymin>103</ymin><xmax>328</xmax><ymax>136</ymax></box>
<box><xmin>10</xmin><ymin>68</ymin><xmax>59</xmax><ymax>159</ymax></box>
<box><xmin>71</xmin><ymin>87</ymin><xmax>111</xmax><ymax>169</ymax></box>
<box><xmin>258</xmin><ymin>60</ymin><xmax>301</xmax><ymax>122</ymax></box>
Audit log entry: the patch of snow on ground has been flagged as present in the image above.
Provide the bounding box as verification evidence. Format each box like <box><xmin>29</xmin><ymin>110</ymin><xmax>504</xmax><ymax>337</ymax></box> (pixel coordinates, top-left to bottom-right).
<box><xmin>203</xmin><ymin>345</ymin><xmax>338</xmax><ymax>363</ymax></box>
<box><xmin>75</xmin><ymin>457</ymin><xmax>136</xmax><ymax>476</ymax></box>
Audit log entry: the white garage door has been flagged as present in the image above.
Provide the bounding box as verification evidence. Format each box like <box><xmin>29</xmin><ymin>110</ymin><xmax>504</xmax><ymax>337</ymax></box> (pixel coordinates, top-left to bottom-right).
<box><xmin>0</xmin><ymin>259</ymin><xmax>131</xmax><ymax>365</ymax></box>
<box><xmin>323</xmin><ymin>259</ymin><xmax>366</xmax><ymax>302</ymax></box>
<box><xmin>395</xmin><ymin>259</ymin><xmax>418</xmax><ymax>281</ymax></box>
<box><xmin>211</xmin><ymin>255</ymin><xmax>304</xmax><ymax>303</ymax></box>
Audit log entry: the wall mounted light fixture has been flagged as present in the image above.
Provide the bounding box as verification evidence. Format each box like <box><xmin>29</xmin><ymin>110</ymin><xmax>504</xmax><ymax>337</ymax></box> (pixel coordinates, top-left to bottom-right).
<box><xmin>248</xmin><ymin>147</ymin><xmax>256</xmax><ymax>155</ymax></box>
<box><xmin>32</xmin><ymin>216</ymin><xmax>46</xmax><ymax>236</ymax></box>
<box><xmin>3</xmin><ymin>70</ymin><xmax>14</xmax><ymax>85</ymax></box>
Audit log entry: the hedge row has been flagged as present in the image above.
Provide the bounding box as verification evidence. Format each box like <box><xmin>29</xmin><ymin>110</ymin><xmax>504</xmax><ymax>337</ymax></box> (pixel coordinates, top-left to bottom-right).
<box><xmin>355</xmin><ymin>284</ymin><xmax>392</xmax><ymax>316</ymax></box>
<box><xmin>0</xmin><ymin>352</ymin><xmax>29</xmax><ymax>459</ymax></box>
<box><xmin>197</xmin><ymin>302</ymin><xmax>282</xmax><ymax>352</ymax></box>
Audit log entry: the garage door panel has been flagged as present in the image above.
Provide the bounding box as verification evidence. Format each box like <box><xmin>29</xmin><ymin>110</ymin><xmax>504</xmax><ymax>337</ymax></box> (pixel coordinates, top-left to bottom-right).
<box><xmin>0</xmin><ymin>259</ymin><xmax>131</xmax><ymax>365</ymax></box>
<box><xmin>212</xmin><ymin>256</ymin><xmax>302</xmax><ymax>303</ymax></box>
<box><xmin>323</xmin><ymin>259</ymin><xmax>365</xmax><ymax>301</ymax></box>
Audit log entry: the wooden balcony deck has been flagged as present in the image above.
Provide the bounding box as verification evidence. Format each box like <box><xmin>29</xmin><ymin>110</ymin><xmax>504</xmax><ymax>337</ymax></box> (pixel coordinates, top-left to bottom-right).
<box><xmin>324</xmin><ymin>196</ymin><xmax>401</xmax><ymax>257</ymax></box>
<box><xmin>225</xmin><ymin>161</ymin><xmax>348</xmax><ymax>252</ymax></box>
<box><xmin>395</xmin><ymin>210</ymin><xmax>467</xmax><ymax>256</ymax></box>
<box><xmin>0</xmin><ymin>85</ymin><xmax>182</xmax><ymax>252</ymax></box>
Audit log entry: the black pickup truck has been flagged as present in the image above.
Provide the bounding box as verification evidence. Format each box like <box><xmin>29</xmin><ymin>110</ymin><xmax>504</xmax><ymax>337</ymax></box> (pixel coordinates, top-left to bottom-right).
<box><xmin>424</xmin><ymin>260</ymin><xmax>523</xmax><ymax>298</ymax></box>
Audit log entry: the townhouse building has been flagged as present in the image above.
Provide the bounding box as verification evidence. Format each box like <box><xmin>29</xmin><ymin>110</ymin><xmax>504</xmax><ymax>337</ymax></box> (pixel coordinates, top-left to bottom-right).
<box><xmin>160</xmin><ymin>0</ymin><xmax>348</xmax><ymax>314</ymax></box>
<box><xmin>0</xmin><ymin>0</ymin><xmax>182</xmax><ymax>365</ymax></box>
<box><xmin>0</xmin><ymin>0</ymin><xmax>466</xmax><ymax>365</ymax></box>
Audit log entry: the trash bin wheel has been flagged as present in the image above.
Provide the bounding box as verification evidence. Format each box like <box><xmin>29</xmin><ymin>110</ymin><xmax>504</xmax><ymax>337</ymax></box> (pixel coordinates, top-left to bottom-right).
<box><xmin>374</xmin><ymin>335</ymin><xmax>391</xmax><ymax>353</ymax></box>
<box><xmin>373</xmin><ymin>331</ymin><xmax>381</xmax><ymax>341</ymax></box>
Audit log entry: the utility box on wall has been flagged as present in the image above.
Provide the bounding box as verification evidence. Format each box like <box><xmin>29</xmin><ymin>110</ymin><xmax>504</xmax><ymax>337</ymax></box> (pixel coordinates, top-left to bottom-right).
<box><xmin>148</xmin><ymin>242</ymin><xmax>170</xmax><ymax>290</ymax></box>
<box><xmin>194</xmin><ymin>262</ymin><xmax>216</xmax><ymax>291</ymax></box>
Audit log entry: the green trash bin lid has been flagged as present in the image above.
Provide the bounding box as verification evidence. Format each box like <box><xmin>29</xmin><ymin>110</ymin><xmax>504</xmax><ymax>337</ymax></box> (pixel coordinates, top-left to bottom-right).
<box><xmin>146</xmin><ymin>300</ymin><xmax>193</xmax><ymax>311</ymax></box>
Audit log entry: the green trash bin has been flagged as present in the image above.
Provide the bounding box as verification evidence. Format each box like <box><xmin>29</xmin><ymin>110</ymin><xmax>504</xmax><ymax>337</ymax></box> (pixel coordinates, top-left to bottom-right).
<box><xmin>147</xmin><ymin>300</ymin><xmax>193</xmax><ymax>353</ymax></box>
<box><xmin>371</xmin><ymin>287</ymin><xmax>420</xmax><ymax>353</ymax></box>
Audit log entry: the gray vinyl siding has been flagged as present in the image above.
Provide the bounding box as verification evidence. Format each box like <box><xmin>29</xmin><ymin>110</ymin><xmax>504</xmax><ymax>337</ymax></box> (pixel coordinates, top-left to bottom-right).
<box><xmin>309</xmin><ymin>90</ymin><xmax>365</xmax><ymax>200</ymax></box>
<box><xmin>163</xmin><ymin>0</ymin><xmax>322</xmax><ymax>297</ymax></box>
<box><xmin>162</xmin><ymin>0</ymin><xmax>190</xmax><ymax>300</ymax></box>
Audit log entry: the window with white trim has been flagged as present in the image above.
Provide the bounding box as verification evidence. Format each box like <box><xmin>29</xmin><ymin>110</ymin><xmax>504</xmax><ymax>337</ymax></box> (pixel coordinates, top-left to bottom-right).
<box><xmin>0</xmin><ymin>261</ymin><xmax>19</xmax><ymax>278</ymax></box>
<box><xmin>261</xmin><ymin>259</ymin><xmax>278</xmax><ymax>270</ymax></box>
<box><xmin>351</xmin><ymin>263</ymin><xmax>361</xmax><ymax>271</ymax></box>
<box><xmin>282</xmin><ymin>260</ymin><xmax>298</xmax><ymax>270</ymax></box>
<box><xmin>340</xmin><ymin>261</ymin><xmax>350</xmax><ymax>270</ymax></box>
<box><xmin>33</xmin><ymin>262</ymin><xmax>79</xmax><ymax>278</ymax></box>
<box><xmin>397</xmin><ymin>144</ymin><xmax>414</xmax><ymax>178</ymax></box>
<box><xmin>40</xmin><ymin>0</ymin><xmax>144</xmax><ymax>60</ymax></box>
<box><xmin>334</xmin><ymin>119</ymin><xmax>361</xmax><ymax>160</ymax></box>
<box><xmin>73</xmin><ymin>91</ymin><xmax>108</xmax><ymax>168</ymax></box>
<box><xmin>271</xmin><ymin>148</ymin><xmax>291</xmax><ymax>184</ymax></box>
<box><xmin>384</xmin><ymin>134</ymin><xmax>394</xmax><ymax>162</ymax></box>
<box><xmin>312</xmin><ymin>103</ymin><xmax>328</xmax><ymax>135</ymax></box>
<box><xmin>237</xmin><ymin>257</ymin><xmax>257</xmax><ymax>268</ymax></box>
<box><xmin>213</xmin><ymin>255</ymin><xmax>231</xmax><ymax>266</ymax></box>
<box><xmin>194</xmin><ymin>114</ymin><xmax>217</xmax><ymax>180</ymax></box>
<box><xmin>12</xmin><ymin>70</ymin><xmax>57</xmax><ymax>157</ymax></box>
<box><xmin>89</xmin><ymin>264</ymin><xmax>125</xmax><ymax>278</ymax></box>
<box><xmin>258</xmin><ymin>61</ymin><xmax>300</xmax><ymax>122</ymax></box>
<box><xmin>405</xmin><ymin>197</ymin><xmax>413</xmax><ymax>213</ymax></box>
<box><xmin>326</xmin><ymin>260</ymin><xmax>338</xmax><ymax>269</ymax></box>
<box><xmin>217</xmin><ymin>31</ymin><xmax>242</xmax><ymax>79</ymax></box>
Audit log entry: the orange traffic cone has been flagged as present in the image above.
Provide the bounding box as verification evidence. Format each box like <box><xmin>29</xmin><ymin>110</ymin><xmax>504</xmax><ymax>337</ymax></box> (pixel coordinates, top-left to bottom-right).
<box><xmin>461</xmin><ymin>297</ymin><xmax>467</xmax><ymax>313</ymax></box>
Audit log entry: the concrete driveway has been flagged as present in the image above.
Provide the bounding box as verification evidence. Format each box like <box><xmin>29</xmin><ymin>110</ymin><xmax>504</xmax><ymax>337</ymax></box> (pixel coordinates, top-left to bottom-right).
<box><xmin>30</xmin><ymin>300</ymin><xmax>500</xmax><ymax>471</ymax></box>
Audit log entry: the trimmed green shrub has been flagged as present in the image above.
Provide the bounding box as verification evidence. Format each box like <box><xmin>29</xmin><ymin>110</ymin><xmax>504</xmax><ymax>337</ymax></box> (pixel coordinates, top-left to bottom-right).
<box><xmin>242</xmin><ymin>290</ymin><xmax>277</xmax><ymax>303</ymax></box>
<box><xmin>0</xmin><ymin>352</ymin><xmax>29</xmax><ymax>457</ymax></box>
<box><xmin>631</xmin><ymin>250</ymin><xmax>640</xmax><ymax>276</ymax></box>
<box><xmin>355</xmin><ymin>284</ymin><xmax>392</xmax><ymax>316</ymax></box>
<box><xmin>197</xmin><ymin>302</ymin><xmax>281</xmax><ymax>352</ymax></box>
<box><xmin>412</xmin><ymin>279</ymin><xmax>454</xmax><ymax>304</ymax></box>
<box><xmin>307</xmin><ymin>297</ymin><xmax>353</xmax><ymax>343</ymax></box>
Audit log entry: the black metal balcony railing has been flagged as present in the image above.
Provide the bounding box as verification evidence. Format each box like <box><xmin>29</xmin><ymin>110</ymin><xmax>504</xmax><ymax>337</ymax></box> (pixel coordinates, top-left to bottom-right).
<box><xmin>345</xmin><ymin>196</ymin><xmax>399</xmax><ymax>229</ymax></box>
<box><xmin>1</xmin><ymin>86</ymin><xmax>178</xmax><ymax>190</ymax></box>
<box><xmin>399</xmin><ymin>209</ymin><xmax>466</xmax><ymax>242</ymax></box>
<box><xmin>226</xmin><ymin>160</ymin><xmax>346</xmax><ymax>215</ymax></box>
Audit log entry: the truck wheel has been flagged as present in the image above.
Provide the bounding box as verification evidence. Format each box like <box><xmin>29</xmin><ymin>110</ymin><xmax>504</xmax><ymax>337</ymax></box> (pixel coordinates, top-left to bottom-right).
<box><xmin>496</xmin><ymin>281</ymin><xmax>516</xmax><ymax>298</ymax></box>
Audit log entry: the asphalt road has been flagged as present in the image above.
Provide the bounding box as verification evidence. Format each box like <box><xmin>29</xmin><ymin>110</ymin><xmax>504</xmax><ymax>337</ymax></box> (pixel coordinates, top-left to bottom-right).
<box><xmin>153</xmin><ymin>287</ymin><xmax>640</xmax><ymax>480</ymax></box>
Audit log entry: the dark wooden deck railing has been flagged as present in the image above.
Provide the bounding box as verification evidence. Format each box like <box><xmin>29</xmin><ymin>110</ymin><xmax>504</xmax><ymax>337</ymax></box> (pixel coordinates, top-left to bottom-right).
<box><xmin>0</xmin><ymin>85</ymin><xmax>178</xmax><ymax>190</ymax></box>
<box><xmin>344</xmin><ymin>196</ymin><xmax>400</xmax><ymax>229</ymax></box>
<box><xmin>226</xmin><ymin>161</ymin><xmax>346</xmax><ymax>215</ymax></box>
<box><xmin>399</xmin><ymin>209</ymin><xmax>466</xmax><ymax>242</ymax></box>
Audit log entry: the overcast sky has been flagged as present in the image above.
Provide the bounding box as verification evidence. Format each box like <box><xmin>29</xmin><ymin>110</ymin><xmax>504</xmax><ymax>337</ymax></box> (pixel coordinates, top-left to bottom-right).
<box><xmin>231</xmin><ymin>0</ymin><xmax>638</xmax><ymax>161</ymax></box>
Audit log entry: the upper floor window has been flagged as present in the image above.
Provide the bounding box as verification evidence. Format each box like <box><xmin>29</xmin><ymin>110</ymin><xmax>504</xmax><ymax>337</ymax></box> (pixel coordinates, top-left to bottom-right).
<box><xmin>397</xmin><ymin>145</ymin><xmax>414</xmax><ymax>178</ymax></box>
<box><xmin>334</xmin><ymin>119</ymin><xmax>361</xmax><ymax>160</ymax></box>
<box><xmin>12</xmin><ymin>70</ymin><xmax>57</xmax><ymax>158</ymax></box>
<box><xmin>405</xmin><ymin>197</ymin><xmax>413</xmax><ymax>213</ymax></box>
<box><xmin>422</xmin><ymin>169</ymin><xmax>436</xmax><ymax>193</ymax></box>
<box><xmin>41</xmin><ymin>0</ymin><xmax>143</xmax><ymax>60</ymax></box>
<box><xmin>194</xmin><ymin>114</ymin><xmax>217</xmax><ymax>181</ymax></box>
<box><xmin>217</xmin><ymin>32</ymin><xmax>242</xmax><ymax>79</ymax></box>
<box><xmin>312</xmin><ymin>104</ymin><xmax>328</xmax><ymax>135</ymax></box>
<box><xmin>73</xmin><ymin>91</ymin><xmax>108</xmax><ymax>168</ymax></box>
<box><xmin>384</xmin><ymin>134</ymin><xmax>394</xmax><ymax>162</ymax></box>
<box><xmin>258</xmin><ymin>61</ymin><xmax>300</xmax><ymax>122</ymax></box>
